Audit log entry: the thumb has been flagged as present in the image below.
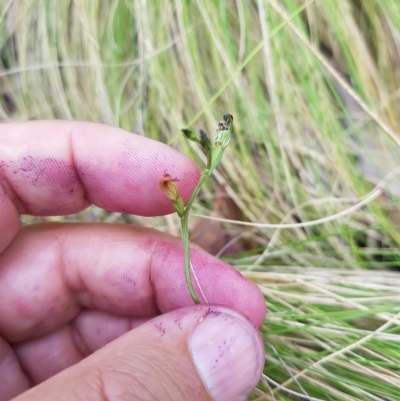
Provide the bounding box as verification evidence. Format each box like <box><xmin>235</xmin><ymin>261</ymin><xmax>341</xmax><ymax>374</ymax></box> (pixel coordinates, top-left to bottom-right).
<box><xmin>14</xmin><ymin>306</ymin><xmax>265</xmax><ymax>401</ymax></box>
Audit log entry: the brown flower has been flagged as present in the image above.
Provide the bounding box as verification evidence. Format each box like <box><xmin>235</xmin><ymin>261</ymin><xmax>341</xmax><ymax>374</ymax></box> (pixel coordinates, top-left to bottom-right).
<box><xmin>159</xmin><ymin>171</ymin><xmax>180</xmax><ymax>202</ymax></box>
<box><xmin>159</xmin><ymin>171</ymin><xmax>184</xmax><ymax>217</ymax></box>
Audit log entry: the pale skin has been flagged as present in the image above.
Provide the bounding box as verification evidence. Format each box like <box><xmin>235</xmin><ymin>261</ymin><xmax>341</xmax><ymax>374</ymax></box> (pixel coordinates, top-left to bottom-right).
<box><xmin>0</xmin><ymin>121</ymin><xmax>266</xmax><ymax>401</ymax></box>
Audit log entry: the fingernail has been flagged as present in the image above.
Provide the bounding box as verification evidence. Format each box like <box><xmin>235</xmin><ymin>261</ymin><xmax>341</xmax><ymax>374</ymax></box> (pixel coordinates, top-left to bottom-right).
<box><xmin>189</xmin><ymin>310</ymin><xmax>264</xmax><ymax>401</ymax></box>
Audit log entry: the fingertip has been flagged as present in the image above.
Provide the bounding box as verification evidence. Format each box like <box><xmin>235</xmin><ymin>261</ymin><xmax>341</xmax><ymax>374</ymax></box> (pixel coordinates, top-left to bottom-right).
<box><xmin>11</xmin><ymin>306</ymin><xmax>263</xmax><ymax>401</ymax></box>
<box><xmin>152</xmin><ymin>241</ymin><xmax>266</xmax><ymax>328</ymax></box>
<box><xmin>189</xmin><ymin>306</ymin><xmax>265</xmax><ymax>401</ymax></box>
<box><xmin>70</xmin><ymin>122</ymin><xmax>201</xmax><ymax>216</ymax></box>
<box><xmin>0</xmin><ymin>120</ymin><xmax>201</xmax><ymax>217</ymax></box>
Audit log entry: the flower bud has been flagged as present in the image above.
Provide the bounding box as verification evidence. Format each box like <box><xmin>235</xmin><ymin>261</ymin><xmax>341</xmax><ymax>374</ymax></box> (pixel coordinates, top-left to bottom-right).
<box><xmin>210</xmin><ymin>114</ymin><xmax>233</xmax><ymax>171</ymax></box>
<box><xmin>159</xmin><ymin>172</ymin><xmax>185</xmax><ymax>217</ymax></box>
<box><xmin>182</xmin><ymin>128</ymin><xmax>201</xmax><ymax>145</ymax></box>
<box><xmin>199</xmin><ymin>129</ymin><xmax>211</xmax><ymax>152</ymax></box>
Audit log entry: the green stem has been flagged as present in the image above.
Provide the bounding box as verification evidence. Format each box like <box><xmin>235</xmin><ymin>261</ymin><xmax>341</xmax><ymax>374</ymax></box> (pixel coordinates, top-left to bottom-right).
<box><xmin>180</xmin><ymin>214</ymin><xmax>200</xmax><ymax>303</ymax></box>
<box><xmin>181</xmin><ymin>168</ymin><xmax>210</xmax><ymax>303</ymax></box>
<box><xmin>174</xmin><ymin>113</ymin><xmax>232</xmax><ymax>303</ymax></box>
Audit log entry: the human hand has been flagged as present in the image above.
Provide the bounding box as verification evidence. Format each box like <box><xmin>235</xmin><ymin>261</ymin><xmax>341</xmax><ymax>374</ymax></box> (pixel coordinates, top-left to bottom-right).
<box><xmin>0</xmin><ymin>121</ymin><xmax>266</xmax><ymax>401</ymax></box>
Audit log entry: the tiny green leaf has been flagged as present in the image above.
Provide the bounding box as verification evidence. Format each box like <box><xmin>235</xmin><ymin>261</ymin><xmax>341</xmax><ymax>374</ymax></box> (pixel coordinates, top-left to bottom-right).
<box><xmin>173</xmin><ymin>197</ymin><xmax>185</xmax><ymax>218</ymax></box>
<box><xmin>199</xmin><ymin>129</ymin><xmax>212</xmax><ymax>154</ymax></box>
<box><xmin>182</xmin><ymin>128</ymin><xmax>201</xmax><ymax>144</ymax></box>
<box><xmin>199</xmin><ymin>129</ymin><xmax>212</xmax><ymax>169</ymax></box>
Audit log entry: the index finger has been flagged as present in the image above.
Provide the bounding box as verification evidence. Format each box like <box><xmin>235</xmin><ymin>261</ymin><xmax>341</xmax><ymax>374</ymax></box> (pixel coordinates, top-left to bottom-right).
<box><xmin>0</xmin><ymin>120</ymin><xmax>200</xmax><ymax>251</ymax></box>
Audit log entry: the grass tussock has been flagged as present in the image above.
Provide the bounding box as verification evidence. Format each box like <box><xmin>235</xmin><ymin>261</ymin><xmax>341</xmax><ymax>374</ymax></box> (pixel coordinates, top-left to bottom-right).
<box><xmin>1</xmin><ymin>0</ymin><xmax>400</xmax><ymax>399</ymax></box>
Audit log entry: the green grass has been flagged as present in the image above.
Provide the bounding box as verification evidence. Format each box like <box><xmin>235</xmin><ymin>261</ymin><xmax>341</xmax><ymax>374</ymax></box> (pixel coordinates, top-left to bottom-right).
<box><xmin>2</xmin><ymin>0</ymin><xmax>400</xmax><ymax>399</ymax></box>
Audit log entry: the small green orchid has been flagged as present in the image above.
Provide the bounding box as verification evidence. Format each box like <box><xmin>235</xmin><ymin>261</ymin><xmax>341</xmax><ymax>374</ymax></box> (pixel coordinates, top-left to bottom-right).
<box><xmin>160</xmin><ymin>114</ymin><xmax>233</xmax><ymax>303</ymax></box>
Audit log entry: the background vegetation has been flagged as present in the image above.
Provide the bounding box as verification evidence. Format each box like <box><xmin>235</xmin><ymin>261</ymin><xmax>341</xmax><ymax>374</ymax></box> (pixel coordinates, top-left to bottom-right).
<box><xmin>1</xmin><ymin>0</ymin><xmax>400</xmax><ymax>399</ymax></box>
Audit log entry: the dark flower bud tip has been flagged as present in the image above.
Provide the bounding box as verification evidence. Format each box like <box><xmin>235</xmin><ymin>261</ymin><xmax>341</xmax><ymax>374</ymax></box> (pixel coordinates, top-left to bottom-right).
<box><xmin>199</xmin><ymin>129</ymin><xmax>212</xmax><ymax>154</ymax></box>
<box><xmin>182</xmin><ymin>128</ymin><xmax>201</xmax><ymax>144</ymax></box>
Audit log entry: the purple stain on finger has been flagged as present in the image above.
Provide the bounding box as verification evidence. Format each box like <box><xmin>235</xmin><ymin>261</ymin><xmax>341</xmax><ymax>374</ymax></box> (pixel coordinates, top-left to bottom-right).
<box><xmin>1</xmin><ymin>156</ymin><xmax>87</xmax><ymax>215</ymax></box>
<box><xmin>189</xmin><ymin>310</ymin><xmax>264</xmax><ymax>401</ymax></box>
<box><xmin>154</xmin><ymin>322</ymin><xmax>166</xmax><ymax>336</ymax></box>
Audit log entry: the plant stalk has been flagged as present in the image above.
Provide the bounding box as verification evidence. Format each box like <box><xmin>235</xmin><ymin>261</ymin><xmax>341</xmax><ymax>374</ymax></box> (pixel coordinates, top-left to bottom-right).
<box><xmin>160</xmin><ymin>114</ymin><xmax>232</xmax><ymax>304</ymax></box>
<box><xmin>180</xmin><ymin>168</ymin><xmax>210</xmax><ymax>304</ymax></box>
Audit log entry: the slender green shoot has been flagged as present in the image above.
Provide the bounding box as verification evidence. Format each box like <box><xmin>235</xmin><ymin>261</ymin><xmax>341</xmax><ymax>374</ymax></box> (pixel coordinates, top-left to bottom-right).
<box><xmin>160</xmin><ymin>114</ymin><xmax>233</xmax><ymax>303</ymax></box>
